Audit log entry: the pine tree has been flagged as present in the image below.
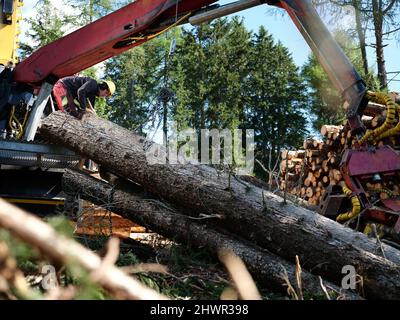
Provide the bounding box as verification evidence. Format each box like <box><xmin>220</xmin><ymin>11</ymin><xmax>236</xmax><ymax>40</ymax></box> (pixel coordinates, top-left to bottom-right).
<box><xmin>66</xmin><ymin>0</ymin><xmax>116</xmax><ymax>25</ymax></box>
<box><xmin>104</xmin><ymin>31</ymin><xmax>180</xmax><ymax>132</ymax></box>
<box><xmin>170</xmin><ymin>26</ymin><xmax>209</xmax><ymax>130</ymax></box>
<box><xmin>246</xmin><ymin>26</ymin><xmax>308</xmax><ymax>172</ymax></box>
<box><xmin>171</xmin><ymin>17</ymin><xmax>252</xmax><ymax>130</ymax></box>
<box><xmin>20</xmin><ymin>0</ymin><xmax>66</xmax><ymax>58</ymax></box>
<box><xmin>171</xmin><ymin>20</ymin><xmax>308</xmax><ymax>174</ymax></box>
<box><xmin>104</xmin><ymin>47</ymin><xmax>150</xmax><ymax>131</ymax></box>
<box><xmin>206</xmin><ymin>17</ymin><xmax>252</xmax><ymax>129</ymax></box>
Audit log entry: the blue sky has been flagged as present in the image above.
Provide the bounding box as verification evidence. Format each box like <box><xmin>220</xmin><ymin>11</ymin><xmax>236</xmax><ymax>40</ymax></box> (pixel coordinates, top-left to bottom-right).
<box><xmin>21</xmin><ymin>0</ymin><xmax>399</xmax><ymax>91</ymax></box>
<box><xmin>218</xmin><ymin>0</ymin><xmax>310</xmax><ymax>66</ymax></box>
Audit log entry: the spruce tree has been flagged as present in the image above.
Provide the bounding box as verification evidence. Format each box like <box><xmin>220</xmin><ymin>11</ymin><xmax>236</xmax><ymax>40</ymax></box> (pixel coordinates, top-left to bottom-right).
<box><xmin>104</xmin><ymin>31</ymin><xmax>180</xmax><ymax>133</ymax></box>
<box><xmin>20</xmin><ymin>0</ymin><xmax>66</xmax><ymax>58</ymax></box>
<box><xmin>247</xmin><ymin>26</ymin><xmax>308</xmax><ymax>172</ymax></box>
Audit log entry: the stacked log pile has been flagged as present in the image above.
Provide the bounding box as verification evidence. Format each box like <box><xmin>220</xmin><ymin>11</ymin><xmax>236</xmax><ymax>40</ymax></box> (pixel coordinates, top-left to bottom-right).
<box><xmin>280</xmin><ymin>100</ymin><xmax>400</xmax><ymax>206</ymax></box>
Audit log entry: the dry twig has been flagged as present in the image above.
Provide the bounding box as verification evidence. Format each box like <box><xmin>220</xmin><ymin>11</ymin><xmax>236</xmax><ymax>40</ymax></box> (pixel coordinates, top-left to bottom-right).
<box><xmin>218</xmin><ymin>249</ymin><xmax>261</xmax><ymax>300</ymax></box>
<box><xmin>0</xmin><ymin>199</ymin><xmax>168</xmax><ymax>300</ymax></box>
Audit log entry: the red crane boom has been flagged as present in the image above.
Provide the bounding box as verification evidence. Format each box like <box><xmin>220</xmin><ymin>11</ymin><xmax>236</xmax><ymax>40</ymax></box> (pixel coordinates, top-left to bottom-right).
<box><xmin>13</xmin><ymin>0</ymin><xmax>218</xmax><ymax>85</ymax></box>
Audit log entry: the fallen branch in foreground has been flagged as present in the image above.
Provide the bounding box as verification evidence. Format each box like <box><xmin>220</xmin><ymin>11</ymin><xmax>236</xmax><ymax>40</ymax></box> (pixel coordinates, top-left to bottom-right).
<box><xmin>0</xmin><ymin>198</ymin><xmax>167</xmax><ymax>300</ymax></box>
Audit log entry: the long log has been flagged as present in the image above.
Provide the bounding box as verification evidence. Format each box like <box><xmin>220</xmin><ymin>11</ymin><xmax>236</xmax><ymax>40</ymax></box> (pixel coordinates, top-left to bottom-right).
<box><xmin>62</xmin><ymin>169</ymin><xmax>362</xmax><ymax>299</ymax></box>
<box><xmin>41</xmin><ymin>112</ymin><xmax>400</xmax><ymax>299</ymax></box>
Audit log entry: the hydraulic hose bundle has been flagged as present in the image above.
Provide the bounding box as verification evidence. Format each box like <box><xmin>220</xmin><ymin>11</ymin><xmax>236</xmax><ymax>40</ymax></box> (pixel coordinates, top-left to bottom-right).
<box><xmin>358</xmin><ymin>92</ymin><xmax>398</xmax><ymax>145</ymax></box>
<box><xmin>336</xmin><ymin>182</ymin><xmax>361</xmax><ymax>223</ymax></box>
<box><xmin>8</xmin><ymin>105</ymin><xmax>29</xmax><ymax>139</ymax></box>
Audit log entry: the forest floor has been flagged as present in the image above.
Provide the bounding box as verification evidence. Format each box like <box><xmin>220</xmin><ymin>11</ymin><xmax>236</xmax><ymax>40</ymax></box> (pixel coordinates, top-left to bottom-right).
<box><xmin>7</xmin><ymin>224</ymin><xmax>278</xmax><ymax>300</ymax></box>
<box><xmin>77</xmin><ymin>232</ymin><xmax>278</xmax><ymax>300</ymax></box>
<box><xmin>69</xmin><ymin>207</ymin><xmax>278</xmax><ymax>299</ymax></box>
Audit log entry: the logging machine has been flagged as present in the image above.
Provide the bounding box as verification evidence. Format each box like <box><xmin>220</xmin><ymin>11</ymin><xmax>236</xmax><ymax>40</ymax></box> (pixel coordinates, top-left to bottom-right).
<box><xmin>0</xmin><ymin>0</ymin><xmax>399</xmax><ymax>242</ymax></box>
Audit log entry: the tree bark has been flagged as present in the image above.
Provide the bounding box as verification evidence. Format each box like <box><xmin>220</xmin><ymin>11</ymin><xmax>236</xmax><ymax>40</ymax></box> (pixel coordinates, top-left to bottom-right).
<box><xmin>372</xmin><ymin>0</ymin><xmax>388</xmax><ymax>89</ymax></box>
<box><xmin>352</xmin><ymin>0</ymin><xmax>369</xmax><ymax>76</ymax></box>
<box><xmin>62</xmin><ymin>169</ymin><xmax>362</xmax><ymax>299</ymax></box>
<box><xmin>41</xmin><ymin>112</ymin><xmax>400</xmax><ymax>299</ymax></box>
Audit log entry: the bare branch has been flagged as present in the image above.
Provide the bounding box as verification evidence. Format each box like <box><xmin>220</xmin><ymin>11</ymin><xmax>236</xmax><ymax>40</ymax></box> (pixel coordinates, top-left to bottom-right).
<box><xmin>218</xmin><ymin>249</ymin><xmax>261</xmax><ymax>300</ymax></box>
<box><xmin>0</xmin><ymin>199</ymin><xmax>168</xmax><ymax>300</ymax></box>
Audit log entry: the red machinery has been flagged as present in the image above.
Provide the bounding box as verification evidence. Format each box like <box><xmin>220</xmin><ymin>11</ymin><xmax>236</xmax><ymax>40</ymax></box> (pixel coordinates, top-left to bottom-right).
<box><xmin>13</xmin><ymin>0</ymin><xmax>218</xmax><ymax>85</ymax></box>
<box><xmin>340</xmin><ymin>146</ymin><xmax>400</xmax><ymax>239</ymax></box>
<box><xmin>1</xmin><ymin>0</ymin><xmax>400</xmax><ymax>242</ymax></box>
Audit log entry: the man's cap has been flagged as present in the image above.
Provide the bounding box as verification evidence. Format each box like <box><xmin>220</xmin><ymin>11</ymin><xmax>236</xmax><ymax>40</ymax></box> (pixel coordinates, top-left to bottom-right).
<box><xmin>103</xmin><ymin>80</ymin><xmax>116</xmax><ymax>95</ymax></box>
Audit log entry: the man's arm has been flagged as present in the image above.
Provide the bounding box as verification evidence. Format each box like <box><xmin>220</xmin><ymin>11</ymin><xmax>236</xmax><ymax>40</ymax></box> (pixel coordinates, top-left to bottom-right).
<box><xmin>77</xmin><ymin>79</ymin><xmax>98</xmax><ymax>111</ymax></box>
<box><xmin>86</xmin><ymin>98</ymin><xmax>97</xmax><ymax>114</ymax></box>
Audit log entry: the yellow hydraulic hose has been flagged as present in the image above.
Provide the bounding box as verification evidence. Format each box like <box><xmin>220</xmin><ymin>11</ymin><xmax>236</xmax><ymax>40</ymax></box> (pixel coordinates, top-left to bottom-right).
<box><xmin>7</xmin><ymin>106</ymin><xmax>29</xmax><ymax>139</ymax></box>
<box><xmin>336</xmin><ymin>183</ymin><xmax>361</xmax><ymax>223</ymax></box>
<box><xmin>16</xmin><ymin>109</ymin><xmax>29</xmax><ymax>139</ymax></box>
<box><xmin>375</xmin><ymin>104</ymin><xmax>400</xmax><ymax>141</ymax></box>
<box><xmin>8</xmin><ymin>106</ymin><xmax>23</xmax><ymax>137</ymax></box>
<box><xmin>358</xmin><ymin>91</ymin><xmax>397</xmax><ymax>145</ymax></box>
<box><xmin>8</xmin><ymin>106</ymin><xmax>15</xmax><ymax>131</ymax></box>
<box><xmin>126</xmin><ymin>12</ymin><xmax>191</xmax><ymax>42</ymax></box>
<box><xmin>367</xmin><ymin>187</ymin><xmax>393</xmax><ymax>198</ymax></box>
<box><xmin>363</xmin><ymin>223</ymin><xmax>385</xmax><ymax>238</ymax></box>
<box><xmin>21</xmin><ymin>109</ymin><xmax>29</xmax><ymax>128</ymax></box>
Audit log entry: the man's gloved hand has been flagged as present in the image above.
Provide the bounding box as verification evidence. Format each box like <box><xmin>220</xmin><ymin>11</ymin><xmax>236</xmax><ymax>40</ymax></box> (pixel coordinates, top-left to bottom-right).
<box><xmin>86</xmin><ymin>107</ymin><xmax>96</xmax><ymax>115</ymax></box>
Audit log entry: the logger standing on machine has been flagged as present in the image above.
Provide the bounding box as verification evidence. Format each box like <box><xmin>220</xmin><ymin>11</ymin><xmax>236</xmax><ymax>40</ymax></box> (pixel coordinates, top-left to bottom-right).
<box><xmin>52</xmin><ymin>76</ymin><xmax>116</xmax><ymax>119</ymax></box>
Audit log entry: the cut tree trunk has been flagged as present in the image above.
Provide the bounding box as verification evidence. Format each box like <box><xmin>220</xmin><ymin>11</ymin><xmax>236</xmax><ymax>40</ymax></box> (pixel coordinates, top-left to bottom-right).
<box><xmin>62</xmin><ymin>169</ymin><xmax>362</xmax><ymax>299</ymax></box>
<box><xmin>41</xmin><ymin>112</ymin><xmax>400</xmax><ymax>299</ymax></box>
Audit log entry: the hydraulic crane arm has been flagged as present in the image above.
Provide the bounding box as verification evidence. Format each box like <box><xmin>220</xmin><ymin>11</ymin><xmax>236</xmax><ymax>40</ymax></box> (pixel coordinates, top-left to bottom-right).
<box><xmin>276</xmin><ymin>0</ymin><xmax>366</xmax><ymax>133</ymax></box>
<box><xmin>13</xmin><ymin>0</ymin><xmax>366</xmax><ymax>131</ymax></box>
<box><xmin>13</xmin><ymin>0</ymin><xmax>219</xmax><ymax>85</ymax></box>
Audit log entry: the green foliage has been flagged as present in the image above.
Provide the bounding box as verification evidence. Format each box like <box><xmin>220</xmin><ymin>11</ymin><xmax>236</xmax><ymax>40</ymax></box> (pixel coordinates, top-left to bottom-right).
<box><xmin>75</xmin><ymin>235</ymin><xmax>109</xmax><ymax>251</ymax></box>
<box><xmin>94</xmin><ymin>97</ymin><xmax>111</xmax><ymax>119</ymax></box>
<box><xmin>246</xmin><ymin>26</ymin><xmax>308</xmax><ymax>170</ymax></box>
<box><xmin>116</xmin><ymin>251</ymin><xmax>140</xmax><ymax>267</ymax></box>
<box><xmin>171</xmin><ymin>18</ymin><xmax>253</xmax><ymax>130</ymax></box>
<box><xmin>302</xmin><ymin>53</ymin><xmax>345</xmax><ymax>131</ymax></box>
<box><xmin>104</xmin><ymin>30</ymin><xmax>181</xmax><ymax>132</ymax></box>
<box><xmin>155</xmin><ymin>244</ymin><xmax>227</xmax><ymax>300</ymax></box>
<box><xmin>46</xmin><ymin>215</ymin><xmax>75</xmax><ymax>238</ymax></box>
<box><xmin>302</xmin><ymin>30</ymin><xmax>380</xmax><ymax>131</ymax></box>
<box><xmin>79</xmin><ymin>67</ymin><xmax>98</xmax><ymax>78</ymax></box>
<box><xmin>160</xmin><ymin>274</ymin><xmax>226</xmax><ymax>300</ymax></box>
<box><xmin>65</xmin><ymin>0</ymin><xmax>117</xmax><ymax>25</ymax></box>
<box><xmin>63</xmin><ymin>263</ymin><xmax>110</xmax><ymax>300</ymax></box>
<box><xmin>104</xmin><ymin>47</ymin><xmax>152</xmax><ymax>131</ymax></box>
<box><xmin>168</xmin><ymin>19</ymin><xmax>309</xmax><ymax>174</ymax></box>
<box><xmin>167</xmin><ymin>243</ymin><xmax>217</xmax><ymax>271</ymax></box>
<box><xmin>18</xmin><ymin>260</ymin><xmax>39</xmax><ymax>274</ymax></box>
<box><xmin>0</xmin><ymin>229</ymin><xmax>39</xmax><ymax>265</ymax></box>
<box><xmin>19</xmin><ymin>0</ymin><xmax>67</xmax><ymax>58</ymax></box>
